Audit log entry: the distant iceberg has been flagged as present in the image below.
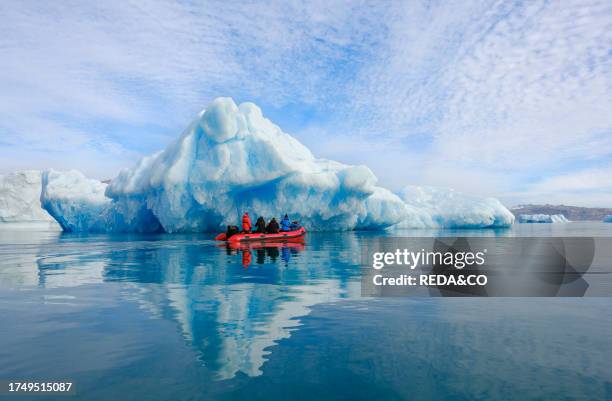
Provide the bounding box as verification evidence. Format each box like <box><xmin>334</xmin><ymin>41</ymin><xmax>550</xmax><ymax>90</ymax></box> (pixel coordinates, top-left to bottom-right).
<box><xmin>604</xmin><ymin>215</ymin><xmax>612</xmax><ymax>223</ymax></box>
<box><xmin>0</xmin><ymin>170</ymin><xmax>59</xmax><ymax>229</ymax></box>
<box><xmin>395</xmin><ymin>186</ymin><xmax>515</xmax><ymax>228</ymax></box>
<box><xmin>518</xmin><ymin>214</ymin><xmax>569</xmax><ymax>223</ymax></box>
<box><xmin>33</xmin><ymin>97</ymin><xmax>515</xmax><ymax>232</ymax></box>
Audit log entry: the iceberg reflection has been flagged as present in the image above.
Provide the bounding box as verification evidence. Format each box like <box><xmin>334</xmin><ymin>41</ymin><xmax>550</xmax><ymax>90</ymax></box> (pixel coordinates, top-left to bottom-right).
<box><xmin>20</xmin><ymin>232</ymin><xmax>362</xmax><ymax>379</ymax></box>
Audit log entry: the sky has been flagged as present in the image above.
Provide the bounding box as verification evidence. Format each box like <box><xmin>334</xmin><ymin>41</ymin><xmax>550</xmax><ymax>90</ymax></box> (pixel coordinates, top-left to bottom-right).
<box><xmin>1</xmin><ymin>0</ymin><xmax>611</xmax><ymax>206</ymax></box>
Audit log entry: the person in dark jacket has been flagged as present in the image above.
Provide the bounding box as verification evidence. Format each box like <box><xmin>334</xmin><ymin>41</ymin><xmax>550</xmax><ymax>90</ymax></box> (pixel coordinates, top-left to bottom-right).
<box><xmin>280</xmin><ymin>214</ymin><xmax>291</xmax><ymax>231</ymax></box>
<box><xmin>266</xmin><ymin>217</ymin><xmax>280</xmax><ymax>234</ymax></box>
<box><xmin>255</xmin><ymin>216</ymin><xmax>266</xmax><ymax>233</ymax></box>
<box><xmin>225</xmin><ymin>225</ymin><xmax>239</xmax><ymax>239</ymax></box>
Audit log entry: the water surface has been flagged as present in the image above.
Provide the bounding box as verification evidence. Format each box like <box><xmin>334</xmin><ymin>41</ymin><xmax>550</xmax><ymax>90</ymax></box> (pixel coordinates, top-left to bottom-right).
<box><xmin>0</xmin><ymin>223</ymin><xmax>611</xmax><ymax>400</ymax></box>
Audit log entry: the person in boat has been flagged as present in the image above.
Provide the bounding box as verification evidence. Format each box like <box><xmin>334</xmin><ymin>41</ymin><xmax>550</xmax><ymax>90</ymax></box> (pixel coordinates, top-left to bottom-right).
<box><xmin>225</xmin><ymin>225</ymin><xmax>239</xmax><ymax>239</ymax></box>
<box><xmin>280</xmin><ymin>214</ymin><xmax>291</xmax><ymax>231</ymax></box>
<box><xmin>255</xmin><ymin>216</ymin><xmax>266</xmax><ymax>233</ymax></box>
<box><xmin>266</xmin><ymin>217</ymin><xmax>280</xmax><ymax>234</ymax></box>
<box><xmin>241</xmin><ymin>212</ymin><xmax>252</xmax><ymax>233</ymax></box>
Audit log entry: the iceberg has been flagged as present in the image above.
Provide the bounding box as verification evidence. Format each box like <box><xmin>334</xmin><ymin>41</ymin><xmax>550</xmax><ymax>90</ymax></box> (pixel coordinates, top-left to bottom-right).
<box><xmin>0</xmin><ymin>170</ymin><xmax>59</xmax><ymax>229</ymax></box>
<box><xmin>394</xmin><ymin>186</ymin><xmax>515</xmax><ymax>228</ymax></box>
<box><xmin>41</xmin><ymin>170</ymin><xmax>162</xmax><ymax>232</ymax></box>
<box><xmin>36</xmin><ymin>98</ymin><xmax>514</xmax><ymax>233</ymax></box>
<box><xmin>41</xmin><ymin>169</ymin><xmax>110</xmax><ymax>232</ymax></box>
<box><xmin>602</xmin><ymin>215</ymin><xmax>612</xmax><ymax>223</ymax></box>
<box><xmin>517</xmin><ymin>214</ymin><xmax>569</xmax><ymax>223</ymax></box>
<box><xmin>43</xmin><ymin>98</ymin><xmax>407</xmax><ymax>232</ymax></box>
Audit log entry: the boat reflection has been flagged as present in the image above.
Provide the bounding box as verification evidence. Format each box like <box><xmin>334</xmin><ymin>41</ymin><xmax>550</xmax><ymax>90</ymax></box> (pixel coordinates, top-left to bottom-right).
<box><xmin>220</xmin><ymin>239</ymin><xmax>306</xmax><ymax>268</ymax></box>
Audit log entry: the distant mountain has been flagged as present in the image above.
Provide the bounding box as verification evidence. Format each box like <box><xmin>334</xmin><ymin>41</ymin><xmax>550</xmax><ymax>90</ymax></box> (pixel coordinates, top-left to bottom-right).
<box><xmin>510</xmin><ymin>204</ymin><xmax>612</xmax><ymax>221</ymax></box>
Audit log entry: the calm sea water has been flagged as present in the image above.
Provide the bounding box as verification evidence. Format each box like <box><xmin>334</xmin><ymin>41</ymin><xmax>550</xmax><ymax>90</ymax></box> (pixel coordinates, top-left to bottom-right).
<box><xmin>0</xmin><ymin>222</ymin><xmax>611</xmax><ymax>401</ymax></box>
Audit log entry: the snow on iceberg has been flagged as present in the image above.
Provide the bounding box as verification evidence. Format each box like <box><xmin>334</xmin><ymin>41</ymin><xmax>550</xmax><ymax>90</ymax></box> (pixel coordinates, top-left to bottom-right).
<box><xmin>394</xmin><ymin>186</ymin><xmax>515</xmax><ymax>228</ymax></box>
<box><xmin>517</xmin><ymin>214</ymin><xmax>569</xmax><ymax>223</ymax></box>
<box><xmin>0</xmin><ymin>170</ymin><xmax>59</xmax><ymax>229</ymax></box>
<box><xmin>44</xmin><ymin>98</ymin><xmax>406</xmax><ymax>232</ymax></box>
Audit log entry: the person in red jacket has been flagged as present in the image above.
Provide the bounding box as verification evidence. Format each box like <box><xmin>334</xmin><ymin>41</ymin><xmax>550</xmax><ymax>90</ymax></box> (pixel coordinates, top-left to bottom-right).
<box><xmin>241</xmin><ymin>212</ymin><xmax>252</xmax><ymax>233</ymax></box>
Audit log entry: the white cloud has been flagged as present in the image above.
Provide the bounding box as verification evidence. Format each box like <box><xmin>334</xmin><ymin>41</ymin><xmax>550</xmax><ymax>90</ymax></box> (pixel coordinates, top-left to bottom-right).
<box><xmin>0</xmin><ymin>0</ymin><xmax>388</xmax><ymax>177</ymax></box>
<box><xmin>532</xmin><ymin>167</ymin><xmax>612</xmax><ymax>193</ymax></box>
<box><xmin>330</xmin><ymin>0</ymin><xmax>612</xmax><ymax>204</ymax></box>
<box><xmin>503</xmin><ymin>165</ymin><xmax>612</xmax><ymax>207</ymax></box>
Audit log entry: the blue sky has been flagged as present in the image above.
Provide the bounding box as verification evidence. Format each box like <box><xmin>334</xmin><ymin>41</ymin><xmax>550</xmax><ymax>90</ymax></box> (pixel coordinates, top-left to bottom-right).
<box><xmin>1</xmin><ymin>0</ymin><xmax>611</xmax><ymax>206</ymax></box>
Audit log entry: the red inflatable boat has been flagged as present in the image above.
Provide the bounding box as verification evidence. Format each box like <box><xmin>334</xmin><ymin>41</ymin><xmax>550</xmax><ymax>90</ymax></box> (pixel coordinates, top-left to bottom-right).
<box><xmin>217</xmin><ymin>239</ymin><xmax>305</xmax><ymax>252</ymax></box>
<box><xmin>215</xmin><ymin>227</ymin><xmax>306</xmax><ymax>242</ymax></box>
